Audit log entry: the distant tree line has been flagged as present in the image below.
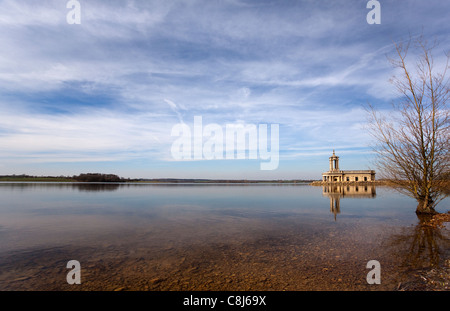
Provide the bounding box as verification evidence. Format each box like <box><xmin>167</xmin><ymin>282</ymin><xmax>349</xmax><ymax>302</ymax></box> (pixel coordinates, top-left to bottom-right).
<box><xmin>0</xmin><ymin>173</ymin><xmax>128</xmax><ymax>182</ymax></box>
<box><xmin>72</xmin><ymin>173</ymin><xmax>124</xmax><ymax>182</ymax></box>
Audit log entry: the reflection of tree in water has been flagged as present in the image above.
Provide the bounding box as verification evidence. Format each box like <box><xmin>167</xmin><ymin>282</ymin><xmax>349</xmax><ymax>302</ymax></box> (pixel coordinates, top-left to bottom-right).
<box><xmin>0</xmin><ymin>183</ymin><xmax>122</xmax><ymax>192</ymax></box>
<box><xmin>385</xmin><ymin>214</ymin><xmax>450</xmax><ymax>290</ymax></box>
<box><xmin>74</xmin><ymin>183</ymin><xmax>121</xmax><ymax>192</ymax></box>
<box><xmin>402</xmin><ymin>216</ymin><xmax>445</xmax><ymax>267</ymax></box>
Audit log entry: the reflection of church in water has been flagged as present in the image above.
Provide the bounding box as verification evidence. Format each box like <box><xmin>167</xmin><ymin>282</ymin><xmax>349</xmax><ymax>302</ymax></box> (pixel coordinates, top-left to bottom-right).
<box><xmin>323</xmin><ymin>184</ymin><xmax>377</xmax><ymax>220</ymax></box>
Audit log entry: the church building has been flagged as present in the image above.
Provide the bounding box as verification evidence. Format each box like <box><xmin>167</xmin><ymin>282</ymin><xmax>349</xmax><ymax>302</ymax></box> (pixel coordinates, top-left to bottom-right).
<box><xmin>322</xmin><ymin>150</ymin><xmax>375</xmax><ymax>182</ymax></box>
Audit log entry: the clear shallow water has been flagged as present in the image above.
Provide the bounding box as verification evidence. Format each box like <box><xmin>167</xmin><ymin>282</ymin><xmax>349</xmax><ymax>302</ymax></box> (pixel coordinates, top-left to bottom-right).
<box><xmin>0</xmin><ymin>183</ymin><xmax>448</xmax><ymax>291</ymax></box>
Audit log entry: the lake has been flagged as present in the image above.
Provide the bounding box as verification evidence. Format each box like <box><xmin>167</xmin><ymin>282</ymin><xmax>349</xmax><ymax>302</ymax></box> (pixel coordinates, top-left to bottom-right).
<box><xmin>0</xmin><ymin>182</ymin><xmax>448</xmax><ymax>291</ymax></box>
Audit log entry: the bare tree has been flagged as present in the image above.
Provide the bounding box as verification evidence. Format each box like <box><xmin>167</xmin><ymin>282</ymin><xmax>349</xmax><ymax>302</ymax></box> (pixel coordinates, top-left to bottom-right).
<box><xmin>367</xmin><ymin>35</ymin><xmax>449</xmax><ymax>214</ymax></box>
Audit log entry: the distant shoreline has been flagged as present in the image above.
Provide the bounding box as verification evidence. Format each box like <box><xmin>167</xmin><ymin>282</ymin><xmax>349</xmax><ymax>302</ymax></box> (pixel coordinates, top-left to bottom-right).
<box><xmin>0</xmin><ymin>175</ymin><xmax>404</xmax><ymax>187</ymax></box>
<box><xmin>0</xmin><ymin>175</ymin><xmax>408</xmax><ymax>187</ymax></box>
<box><xmin>0</xmin><ymin>175</ymin><xmax>316</xmax><ymax>184</ymax></box>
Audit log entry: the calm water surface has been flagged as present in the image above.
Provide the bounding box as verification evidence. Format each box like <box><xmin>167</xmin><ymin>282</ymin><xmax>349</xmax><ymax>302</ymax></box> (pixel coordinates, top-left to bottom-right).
<box><xmin>0</xmin><ymin>183</ymin><xmax>448</xmax><ymax>290</ymax></box>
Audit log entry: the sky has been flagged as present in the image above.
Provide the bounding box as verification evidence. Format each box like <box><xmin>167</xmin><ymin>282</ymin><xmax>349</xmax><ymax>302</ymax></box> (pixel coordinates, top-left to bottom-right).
<box><xmin>0</xmin><ymin>0</ymin><xmax>449</xmax><ymax>179</ymax></box>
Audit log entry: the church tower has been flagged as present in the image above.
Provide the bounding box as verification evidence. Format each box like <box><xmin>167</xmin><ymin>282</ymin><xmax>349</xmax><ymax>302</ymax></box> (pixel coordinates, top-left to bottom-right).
<box><xmin>329</xmin><ymin>150</ymin><xmax>339</xmax><ymax>172</ymax></box>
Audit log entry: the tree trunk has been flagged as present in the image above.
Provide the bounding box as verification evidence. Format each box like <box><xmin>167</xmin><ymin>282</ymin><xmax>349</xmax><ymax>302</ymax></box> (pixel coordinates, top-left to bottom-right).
<box><xmin>416</xmin><ymin>197</ymin><xmax>437</xmax><ymax>215</ymax></box>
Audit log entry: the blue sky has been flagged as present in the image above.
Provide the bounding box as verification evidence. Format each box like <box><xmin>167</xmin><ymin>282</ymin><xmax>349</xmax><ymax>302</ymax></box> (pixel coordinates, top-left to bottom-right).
<box><xmin>0</xmin><ymin>0</ymin><xmax>449</xmax><ymax>179</ymax></box>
